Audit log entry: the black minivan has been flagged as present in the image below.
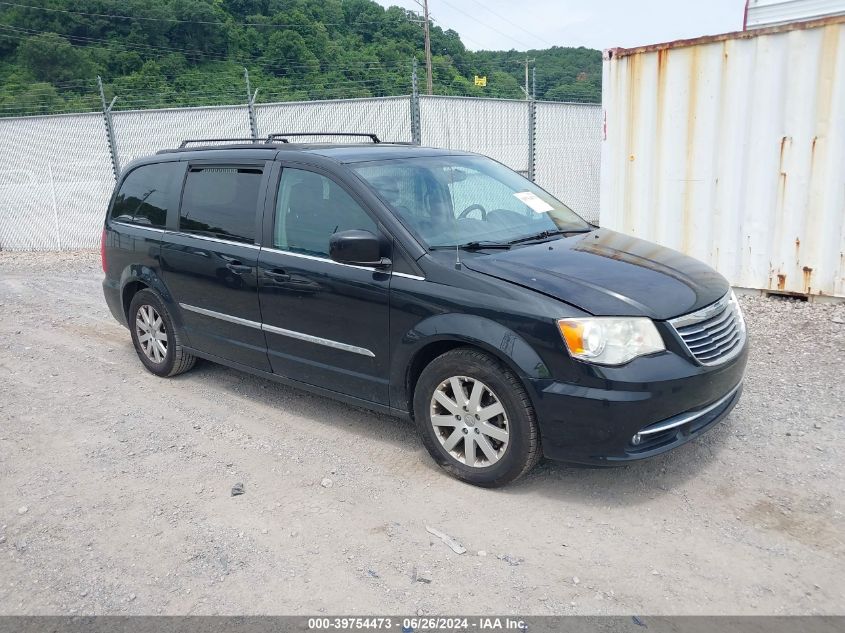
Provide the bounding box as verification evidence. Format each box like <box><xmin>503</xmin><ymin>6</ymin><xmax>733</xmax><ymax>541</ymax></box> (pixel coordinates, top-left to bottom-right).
<box><xmin>102</xmin><ymin>133</ymin><xmax>747</xmax><ymax>487</ymax></box>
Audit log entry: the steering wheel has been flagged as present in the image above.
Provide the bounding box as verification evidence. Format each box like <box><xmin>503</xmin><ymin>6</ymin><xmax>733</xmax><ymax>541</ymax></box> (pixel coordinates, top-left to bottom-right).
<box><xmin>458</xmin><ymin>204</ymin><xmax>487</xmax><ymax>220</ymax></box>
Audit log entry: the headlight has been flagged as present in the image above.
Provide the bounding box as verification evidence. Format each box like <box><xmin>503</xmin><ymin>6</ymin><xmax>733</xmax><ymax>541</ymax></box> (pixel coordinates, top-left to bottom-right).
<box><xmin>557</xmin><ymin>317</ymin><xmax>665</xmax><ymax>365</ymax></box>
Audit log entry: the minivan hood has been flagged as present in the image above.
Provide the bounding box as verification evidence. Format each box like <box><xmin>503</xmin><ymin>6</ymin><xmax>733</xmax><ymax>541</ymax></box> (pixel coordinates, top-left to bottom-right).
<box><xmin>463</xmin><ymin>229</ymin><xmax>728</xmax><ymax>320</ymax></box>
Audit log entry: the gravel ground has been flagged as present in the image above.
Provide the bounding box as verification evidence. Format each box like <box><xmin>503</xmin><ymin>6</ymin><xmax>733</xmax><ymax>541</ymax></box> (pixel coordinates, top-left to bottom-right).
<box><xmin>0</xmin><ymin>250</ymin><xmax>843</xmax><ymax>615</ymax></box>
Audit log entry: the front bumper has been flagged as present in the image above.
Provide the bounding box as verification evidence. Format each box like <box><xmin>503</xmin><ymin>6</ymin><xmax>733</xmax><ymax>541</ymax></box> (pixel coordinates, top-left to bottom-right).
<box><xmin>532</xmin><ymin>342</ymin><xmax>748</xmax><ymax>465</ymax></box>
<box><xmin>607</xmin><ymin>382</ymin><xmax>742</xmax><ymax>462</ymax></box>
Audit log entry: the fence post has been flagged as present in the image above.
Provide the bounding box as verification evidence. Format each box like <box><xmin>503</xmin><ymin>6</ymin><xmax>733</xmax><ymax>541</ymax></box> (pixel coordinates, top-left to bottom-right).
<box><xmin>528</xmin><ymin>98</ymin><xmax>536</xmax><ymax>182</ymax></box>
<box><xmin>410</xmin><ymin>59</ymin><xmax>422</xmax><ymax>145</ymax></box>
<box><xmin>244</xmin><ymin>67</ymin><xmax>260</xmax><ymax>140</ymax></box>
<box><xmin>48</xmin><ymin>162</ymin><xmax>61</xmax><ymax>250</ymax></box>
<box><xmin>98</xmin><ymin>76</ymin><xmax>120</xmax><ymax>180</ymax></box>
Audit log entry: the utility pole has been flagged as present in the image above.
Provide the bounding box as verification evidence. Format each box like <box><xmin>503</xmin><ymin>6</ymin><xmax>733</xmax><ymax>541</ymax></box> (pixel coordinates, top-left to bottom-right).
<box><xmin>409</xmin><ymin>0</ymin><xmax>434</xmax><ymax>94</ymax></box>
<box><xmin>518</xmin><ymin>56</ymin><xmax>535</xmax><ymax>100</ymax></box>
<box><xmin>422</xmin><ymin>0</ymin><xmax>433</xmax><ymax>94</ymax></box>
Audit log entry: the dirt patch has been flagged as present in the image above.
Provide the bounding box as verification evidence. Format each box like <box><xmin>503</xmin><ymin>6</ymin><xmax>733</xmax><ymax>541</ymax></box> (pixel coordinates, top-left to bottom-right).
<box><xmin>0</xmin><ymin>252</ymin><xmax>843</xmax><ymax>615</ymax></box>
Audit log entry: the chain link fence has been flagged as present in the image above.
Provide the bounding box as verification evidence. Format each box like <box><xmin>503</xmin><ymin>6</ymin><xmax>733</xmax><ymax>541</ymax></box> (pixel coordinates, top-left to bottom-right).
<box><xmin>257</xmin><ymin>97</ymin><xmax>413</xmax><ymax>145</ymax></box>
<box><xmin>0</xmin><ymin>95</ymin><xmax>600</xmax><ymax>250</ymax></box>
<box><xmin>112</xmin><ymin>104</ymin><xmax>252</xmax><ymax>167</ymax></box>
<box><xmin>420</xmin><ymin>96</ymin><xmax>530</xmax><ymax>176</ymax></box>
<box><xmin>0</xmin><ymin>112</ymin><xmax>114</xmax><ymax>250</ymax></box>
<box><xmin>536</xmin><ymin>101</ymin><xmax>602</xmax><ymax>220</ymax></box>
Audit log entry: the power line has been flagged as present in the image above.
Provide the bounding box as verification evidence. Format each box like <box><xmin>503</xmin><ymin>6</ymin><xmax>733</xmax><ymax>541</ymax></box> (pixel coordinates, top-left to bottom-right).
<box><xmin>0</xmin><ymin>22</ymin><xmax>527</xmax><ymax>79</ymax></box>
<box><xmin>0</xmin><ymin>6</ymin><xmax>556</xmax><ymax>81</ymax></box>
<box><xmin>0</xmin><ymin>72</ymin><xmax>415</xmax><ymax>103</ymax></box>
<box><xmin>0</xmin><ymin>24</ymin><xmax>220</xmax><ymax>60</ymax></box>
<box><xmin>0</xmin><ymin>1</ymin><xmax>409</xmax><ymax>29</ymax></box>
<box><xmin>0</xmin><ymin>24</ymin><xmax>414</xmax><ymax>74</ymax></box>
<box><xmin>0</xmin><ymin>24</ymin><xmax>405</xmax><ymax>69</ymax></box>
<box><xmin>0</xmin><ymin>14</ymin><xmax>590</xmax><ymax>113</ymax></box>
<box><xmin>434</xmin><ymin>0</ymin><xmax>534</xmax><ymax>50</ymax></box>
<box><xmin>459</xmin><ymin>0</ymin><xmax>556</xmax><ymax>48</ymax></box>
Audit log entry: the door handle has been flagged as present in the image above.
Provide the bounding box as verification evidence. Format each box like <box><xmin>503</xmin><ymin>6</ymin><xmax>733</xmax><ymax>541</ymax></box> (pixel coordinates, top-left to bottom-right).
<box><xmin>226</xmin><ymin>262</ymin><xmax>252</xmax><ymax>274</ymax></box>
<box><xmin>264</xmin><ymin>268</ymin><xmax>291</xmax><ymax>281</ymax></box>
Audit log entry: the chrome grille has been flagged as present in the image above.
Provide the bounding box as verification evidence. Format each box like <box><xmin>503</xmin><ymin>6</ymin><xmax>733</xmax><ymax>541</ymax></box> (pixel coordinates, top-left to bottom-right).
<box><xmin>670</xmin><ymin>292</ymin><xmax>746</xmax><ymax>365</ymax></box>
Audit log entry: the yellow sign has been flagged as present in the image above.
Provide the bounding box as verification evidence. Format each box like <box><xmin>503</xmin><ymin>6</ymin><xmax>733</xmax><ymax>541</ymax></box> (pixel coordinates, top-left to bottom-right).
<box><xmin>474</xmin><ymin>75</ymin><xmax>487</xmax><ymax>87</ymax></box>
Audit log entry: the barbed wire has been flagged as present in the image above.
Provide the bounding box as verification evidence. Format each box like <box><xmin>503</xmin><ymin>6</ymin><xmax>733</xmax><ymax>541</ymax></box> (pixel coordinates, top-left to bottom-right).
<box><xmin>0</xmin><ymin>84</ymin><xmax>599</xmax><ymax>117</ymax></box>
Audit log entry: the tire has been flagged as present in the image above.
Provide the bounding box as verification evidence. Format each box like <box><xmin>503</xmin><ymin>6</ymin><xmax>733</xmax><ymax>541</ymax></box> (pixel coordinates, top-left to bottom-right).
<box><xmin>128</xmin><ymin>288</ymin><xmax>196</xmax><ymax>378</ymax></box>
<box><xmin>413</xmin><ymin>347</ymin><xmax>541</xmax><ymax>487</ymax></box>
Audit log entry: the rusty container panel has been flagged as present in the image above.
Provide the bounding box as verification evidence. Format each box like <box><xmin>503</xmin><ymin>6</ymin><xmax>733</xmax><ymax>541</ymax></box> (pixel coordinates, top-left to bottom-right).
<box><xmin>600</xmin><ymin>17</ymin><xmax>845</xmax><ymax>298</ymax></box>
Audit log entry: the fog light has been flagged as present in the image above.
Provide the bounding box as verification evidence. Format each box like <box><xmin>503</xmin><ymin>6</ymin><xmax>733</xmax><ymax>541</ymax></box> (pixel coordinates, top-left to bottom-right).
<box><xmin>631</xmin><ymin>433</ymin><xmax>643</xmax><ymax>446</ymax></box>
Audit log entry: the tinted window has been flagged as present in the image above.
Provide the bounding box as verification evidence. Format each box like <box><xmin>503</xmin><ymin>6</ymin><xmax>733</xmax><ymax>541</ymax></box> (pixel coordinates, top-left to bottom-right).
<box><xmin>179</xmin><ymin>166</ymin><xmax>263</xmax><ymax>244</ymax></box>
<box><xmin>274</xmin><ymin>168</ymin><xmax>377</xmax><ymax>257</ymax></box>
<box><xmin>111</xmin><ymin>162</ymin><xmax>179</xmax><ymax>228</ymax></box>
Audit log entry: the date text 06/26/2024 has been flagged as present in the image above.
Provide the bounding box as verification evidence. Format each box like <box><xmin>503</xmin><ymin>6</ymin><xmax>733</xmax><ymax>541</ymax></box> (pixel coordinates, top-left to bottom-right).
<box><xmin>307</xmin><ymin>617</ymin><xmax>528</xmax><ymax>631</ymax></box>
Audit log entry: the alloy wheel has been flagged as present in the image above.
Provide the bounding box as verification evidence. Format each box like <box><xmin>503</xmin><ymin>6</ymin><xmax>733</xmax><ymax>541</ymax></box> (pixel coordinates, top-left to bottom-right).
<box><xmin>135</xmin><ymin>304</ymin><xmax>168</xmax><ymax>364</ymax></box>
<box><xmin>430</xmin><ymin>376</ymin><xmax>510</xmax><ymax>468</ymax></box>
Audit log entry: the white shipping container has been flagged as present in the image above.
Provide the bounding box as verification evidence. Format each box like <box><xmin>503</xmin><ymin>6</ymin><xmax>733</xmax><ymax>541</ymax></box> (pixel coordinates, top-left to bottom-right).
<box><xmin>745</xmin><ymin>0</ymin><xmax>845</xmax><ymax>30</ymax></box>
<box><xmin>600</xmin><ymin>16</ymin><xmax>845</xmax><ymax>299</ymax></box>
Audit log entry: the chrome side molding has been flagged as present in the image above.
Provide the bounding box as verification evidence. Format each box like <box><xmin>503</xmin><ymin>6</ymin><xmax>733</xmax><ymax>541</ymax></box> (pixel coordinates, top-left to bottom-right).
<box><xmin>178</xmin><ymin>303</ymin><xmax>262</xmax><ymax>330</ymax></box>
<box><xmin>262</xmin><ymin>322</ymin><xmax>375</xmax><ymax>357</ymax></box>
<box><xmin>178</xmin><ymin>303</ymin><xmax>375</xmax><ymax>358</ymax></box>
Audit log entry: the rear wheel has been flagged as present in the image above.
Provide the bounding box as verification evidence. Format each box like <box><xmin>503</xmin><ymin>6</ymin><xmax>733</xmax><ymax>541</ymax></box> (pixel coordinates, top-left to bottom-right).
<box><xmin>128</xmin><ymin>289</ymin><xmax>196</xmax><ymax>377</ymax></box>
<box><xmin>413</xmin><ymin>347</ymin><xmax>541</xmax><ymax>487</ymax></box>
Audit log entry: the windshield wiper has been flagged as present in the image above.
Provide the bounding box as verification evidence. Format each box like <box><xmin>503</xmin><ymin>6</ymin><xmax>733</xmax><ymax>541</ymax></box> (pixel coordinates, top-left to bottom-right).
<box><xmin>430</xmin><ymin>241</ymin><xmax>511</xmax><ymax>251</ymax></box>
<box><xmin>508</xmin><ymin>228</ymin><xmax>591</xmax><ymax>245</ymax></box>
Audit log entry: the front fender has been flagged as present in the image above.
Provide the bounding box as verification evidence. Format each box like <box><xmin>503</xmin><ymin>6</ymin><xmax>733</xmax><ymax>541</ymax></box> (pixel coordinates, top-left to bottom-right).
<box><xmin>391</xmin><ymin>313</ymin><xmax>551</xmax><ymax>412</ymax></box>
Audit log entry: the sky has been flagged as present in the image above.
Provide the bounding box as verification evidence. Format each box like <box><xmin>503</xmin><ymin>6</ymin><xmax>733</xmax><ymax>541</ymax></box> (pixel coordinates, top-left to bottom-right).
<box><xmin>374</xmin><ymin>0</ymin><xmax>746</xmax><ymax>51</ymax></box>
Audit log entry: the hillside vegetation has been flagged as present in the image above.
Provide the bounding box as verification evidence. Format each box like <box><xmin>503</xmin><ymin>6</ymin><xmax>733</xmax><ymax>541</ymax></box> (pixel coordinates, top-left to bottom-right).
<box><xmin>0</xmin><ymin>0</ymin><xmax>601</xmax><ymax>116</ymax></box>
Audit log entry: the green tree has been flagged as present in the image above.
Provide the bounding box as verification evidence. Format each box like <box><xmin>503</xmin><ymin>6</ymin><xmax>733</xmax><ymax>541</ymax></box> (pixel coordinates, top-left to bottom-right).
<box><xmin>262</xmin><ymin>30</ymin><xmax>319</xmax><ymax>77</ymax></box>
<box><xmin>17</xmin><ymin>33</ymin><xmax>94</xmax><ymax>84</ymax></box>
<box><xmin>0</xmin><ymin>0</ymin><xmax>603</xmax><ymax>116</ymax></box>
<box><xmin>223</xmin><ymin>0</ymin><xmax>270</xmax><ymax>18</ymax></box>
<box><xmin>0</xmin><ymin>82</ymin><xmax>61</xmax><ymax>114</ymax></box>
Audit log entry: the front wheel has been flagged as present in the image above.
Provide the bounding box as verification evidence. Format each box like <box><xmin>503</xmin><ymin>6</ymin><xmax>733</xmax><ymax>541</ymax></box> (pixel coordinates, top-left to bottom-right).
<box><xmin>128</xmin><ymin>289</ymin><xmax>196</xmax><ymax>377</ymax></box>
<box><xmin>413</xmin><ymin>348</ymin><xmax>541</xmax><ymax>487</ymax></box>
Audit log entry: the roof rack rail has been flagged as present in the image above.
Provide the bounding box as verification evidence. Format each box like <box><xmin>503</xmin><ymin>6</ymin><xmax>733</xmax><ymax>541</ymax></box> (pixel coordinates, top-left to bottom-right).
<box><xmin>265</xmin><ymin>132</ymin><xmax>380</xmax><ymax>144</ymax></box>
<box><xmin>178</xmin><ymin>137</ymin><xmax>287</xmax><ymax>148</ymax></box>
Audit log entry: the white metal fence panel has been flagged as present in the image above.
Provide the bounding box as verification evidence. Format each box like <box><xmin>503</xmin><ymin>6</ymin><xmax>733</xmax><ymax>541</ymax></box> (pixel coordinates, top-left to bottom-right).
<box><xmin>112</xmin><ymin>104</ymin><xmax>251</xmax><ymax>166</ymax></box>
<box><xmin>256</xmin><ymin>97</ymin><xmax>412</xmax><ymax>143</ymax></box>
<box><xmin>535</xmin><ymin>102</ymin><xmax>602</xmax><ymax>222</ymax></box>
<box><xmin>0</xmin><ymin>112</ymin><xmax>113</xmax><ymax>250</ymax></box>
<box><xmin>0</xmin><ymin>95</ymin><xmax>604</xmax><ymax>250</ymax></box>
<box><xmin>420</xmin><ymin>96</ymin><xmax>529</xmax><ymax>173</ymax></box>
<box><xmin>601</xmin><ymin>17</ymin><xmax>845</xmax><ymax>298</ymax></box>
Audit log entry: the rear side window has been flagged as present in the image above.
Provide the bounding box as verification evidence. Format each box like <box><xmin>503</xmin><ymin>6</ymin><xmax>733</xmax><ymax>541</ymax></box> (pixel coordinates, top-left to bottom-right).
<box><xmin>179</xmin><ymin>166</ymin><xmax>263</xmax><ymax>244</ymax></box>
<box><xmin>111</xmin><ymin>162</ymin><xmax>180</xmax><ymax>228</ymax></box>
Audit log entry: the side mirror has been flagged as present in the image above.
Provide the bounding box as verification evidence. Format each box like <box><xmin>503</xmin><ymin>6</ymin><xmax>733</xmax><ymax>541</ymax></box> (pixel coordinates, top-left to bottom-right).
<box><xmin>329</xmin><ymin>230</ymin><xmax>391</xmax><ymax>268</ymax></box>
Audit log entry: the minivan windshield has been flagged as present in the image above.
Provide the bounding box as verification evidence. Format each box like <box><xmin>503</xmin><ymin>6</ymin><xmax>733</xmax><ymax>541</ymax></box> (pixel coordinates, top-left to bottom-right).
<box><xmin>354</xmin><ymin>155</ymin><xmax>591</xmax><ymax>249</ymax></box>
